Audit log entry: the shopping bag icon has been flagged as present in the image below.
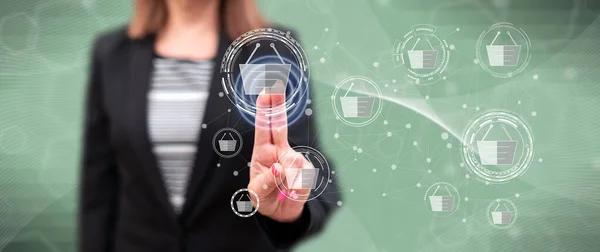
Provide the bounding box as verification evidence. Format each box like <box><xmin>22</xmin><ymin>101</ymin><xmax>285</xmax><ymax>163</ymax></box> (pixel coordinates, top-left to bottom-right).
<box><xmin>486</xmin><ymin>31</ymin><xmax>521</xmax><ymax>67</ymax></box>
<box><xmin>407</xmin><ymin>38</ymin><xmax>438</xmax><ymax>69</ymax></box>
<box><xmin>236</xmin><ymin>194</ymin><xmax>253</xmax><ymax>213</ymax></box>
<box><xmin>218</xmin><ymin>133</ymin><xmax>237</xmax><ymax>152</ymax></box>
<box><xmin>429</xmin><ymin>185</ymin><xmax>455</xmax><ymax>212</ymax></box>
<box><xmin>476</xmin><ymin>125</ymin><xmax>517</xmax><ymax>165</ymax></box>
<box><xmin>340</xmin><ymin>83</ymin><xmax>374</xmax><ymax>118</ymax></box>
<box><xmin>491</xmin><ymin>203</ymin><xmax>513</xmax><ymax>225</ymax></box>
<box><xmin>239</xmin><ymin>43</ymin><xmax>290</xmax><ymax>95</ymax></box>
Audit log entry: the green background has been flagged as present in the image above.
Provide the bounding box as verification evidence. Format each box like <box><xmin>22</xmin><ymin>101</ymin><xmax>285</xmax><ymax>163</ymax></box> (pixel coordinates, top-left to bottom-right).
<box><xmin>1</xmin><ymin>0</ymin><xmax>600</xmax><ymax>251</ymax></box>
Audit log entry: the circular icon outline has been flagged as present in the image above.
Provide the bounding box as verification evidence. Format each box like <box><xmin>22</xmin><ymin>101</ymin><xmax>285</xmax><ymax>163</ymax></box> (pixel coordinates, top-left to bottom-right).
<box><xmin>392</xmin><ymin>24</ymin><xmax>451</xmax><ymax>85</ymax></box>
<box><xmin>476</xmin><ymin>22</ymin><xmax>531</xmax><ymax>78</ymax></box>
<box><xmin>230</xmin><ymin>188</ymin><xmax>259</xmax><ymax>218</ymax></box>
<box><xmin>331</xmin><ymin>76</ymin><xmax>383</xmax><ymax>127</ymax></box>
<box><xmin>274</xmin><ymin>146</ymin><xmax>331</xmax><ymax>202</ymax></box>
<box><xmin>461</xmin><ymin>110</ymin><xmax>534</xmax><ymax>183</ymax></box>
<box><xmin>212</xmin><ymin>127</ymin><xmax>243</xmax><ymax>158</ymax></box>
<box><xmin>423</xmin><ymin>182</ymin><xmax>460</xmax><ymax>217</ymax></box>
<box><xmin>220</xmin><ymin>28</ymin><xmax>310</xmax><ymax>120</ymax></box>
<box><xmin>486</xmin><ymin>198</ymin><xmax>518</xmax><ymax>229</ymax></box>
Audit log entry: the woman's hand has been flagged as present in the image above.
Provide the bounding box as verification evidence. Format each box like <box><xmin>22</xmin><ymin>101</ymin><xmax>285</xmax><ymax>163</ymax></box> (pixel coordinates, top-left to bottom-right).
<box><xmin>247</xmin><ymin>89</ymin><xmax>311</xmax><ymax>223</ymax></box>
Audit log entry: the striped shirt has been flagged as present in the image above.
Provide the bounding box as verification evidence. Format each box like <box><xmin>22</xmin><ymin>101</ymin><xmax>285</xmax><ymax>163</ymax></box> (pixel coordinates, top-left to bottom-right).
<box><xmin>148</xmin><ymin>56</ymin><xmax>214</xmax><ymax>213</ymax></box>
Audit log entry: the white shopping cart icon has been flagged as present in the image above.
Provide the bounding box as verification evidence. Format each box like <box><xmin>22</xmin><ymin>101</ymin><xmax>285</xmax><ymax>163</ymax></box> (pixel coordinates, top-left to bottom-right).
<box><xmin>340</xmin><ymin>82</ymin><xmax>374</xmax><ymax>118</ymax></box>
<box><xmin>218</xmin><ymin>133</ymin><xmax>237</xmax><ymax>152</ymax></box>
<box><xmin>236</xmin><ymin>194</ymin><xmax>253</xmax><ymax>213</ymax></box>
<box><xmin>429</xmin><ymin>185</ymin><xmax>455</xmax><ymax>212</ymax></box>
<box><xmin>240</xmin><ymin>43</ymin><xmax>290</xmax><ymax>95</ymax></box>
<box><xmin>486</xmin><ymin>31</ymin><xmax>521</xmax><ymax>67</ymax></box>
<box><xmin>407</xmin><ymin>37</ymin><xmax>438</xmax><ymax>69</ymax></box>
<box><xmin>476</xmin><ymin>124</ymin><xmax>517</xmax><ymax>165</ymax></box>
<box><xmin>491</xmin><ymin>203</ymin><xmax>513</xmax><ymax>225</ymax></box>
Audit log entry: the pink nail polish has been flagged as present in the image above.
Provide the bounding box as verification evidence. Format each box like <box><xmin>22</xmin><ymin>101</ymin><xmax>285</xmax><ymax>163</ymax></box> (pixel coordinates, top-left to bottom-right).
<box><xmin>278</xmin><ymin>190</ymin><xmax>287</xmax><ymax>201</ymax></box>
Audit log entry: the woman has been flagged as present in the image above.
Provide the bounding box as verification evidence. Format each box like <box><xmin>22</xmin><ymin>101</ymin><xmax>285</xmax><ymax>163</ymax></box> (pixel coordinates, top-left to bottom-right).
<box><xmin>79</xmin><ymin>0</ymin><xmax>340</xmax><ymax>251</ymax></box>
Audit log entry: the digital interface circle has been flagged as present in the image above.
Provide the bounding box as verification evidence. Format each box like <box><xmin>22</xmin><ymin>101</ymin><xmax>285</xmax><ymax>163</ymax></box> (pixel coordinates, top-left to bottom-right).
<box><xmin>230</xmin><ymin>188</ymin><xmax>259</xmax><ymax>218</ymax></box>
<box><xmin>274</xmin><ymin>146</ymin><xmax>331</xmax><ymax>202</ymax></box>
<box><xmin>476</xmin><ymin>22</ymin><xmax>531</xmax><ymax>78</ymax></box>
<box><xmin>392</xmin><ymin>24</ymin><xmax>451</xmax><ymax>85</ymax></box>
<box><xmin>423</xmin><ymin>182</ymin><xmax>460</xmax><ymax>217</ymax></box>
<box><xmin>486</xmin><ymin>198</ymin><xmax>518</xmax><ymax>229</ymax></box>
<box><xmin>220</xmin><ymin>28</ymin><xmax>310</xmax><ymax>128</ymax></box>
<box><xmin>461</xmin><ymin>111</ymin><xmax>534</xmax><ymax>183</ymax></box>
<box><xmin>212</xmin><ymin>128</ymin><xmax>243</xmax><ymax>158</ymax></box>
<box><xmin>331</xmin><ymin>76</ymin><xmax>383</xmax><ymax>127</ymax></box>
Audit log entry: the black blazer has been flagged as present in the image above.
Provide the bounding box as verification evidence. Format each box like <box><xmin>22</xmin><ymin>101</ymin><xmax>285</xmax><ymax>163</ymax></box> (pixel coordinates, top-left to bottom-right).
<box><xmin>79</xmin><ymin>26</ymin><xmax>340</xmax><ymax>252</ymax></box>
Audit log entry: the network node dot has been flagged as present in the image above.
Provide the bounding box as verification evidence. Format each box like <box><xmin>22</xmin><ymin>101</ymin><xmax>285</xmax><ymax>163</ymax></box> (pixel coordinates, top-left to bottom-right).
<box><xmin>441</xmin><ymin>132</ymin><xmax>449</xmax><ymax>140</ymax></box>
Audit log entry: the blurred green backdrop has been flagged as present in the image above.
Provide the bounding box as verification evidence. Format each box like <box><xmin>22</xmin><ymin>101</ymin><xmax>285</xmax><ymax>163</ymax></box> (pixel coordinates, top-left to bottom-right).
<box><xmin>1</xmin><ymin>0</ymin><xmax>600</xmax><ymax>251</ymax></box>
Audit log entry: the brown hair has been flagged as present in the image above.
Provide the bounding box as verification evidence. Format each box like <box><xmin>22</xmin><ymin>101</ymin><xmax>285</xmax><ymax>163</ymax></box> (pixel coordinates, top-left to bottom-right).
<box><xmin>129</xmin><ymin>0</ymin><xmax>267</xmax><ymax>40</ymax></box>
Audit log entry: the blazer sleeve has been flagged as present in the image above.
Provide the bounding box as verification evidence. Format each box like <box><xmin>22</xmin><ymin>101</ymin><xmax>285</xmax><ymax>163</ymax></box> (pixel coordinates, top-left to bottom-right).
<box><xmin>78</xmin><ymin>37</ymin><xmax>119</xmax><ymax>252</ymax></box>
<box><xmin>256</xmin><ymin>91</ymin><xmax>342</xmax><ymax>249</ymax></box>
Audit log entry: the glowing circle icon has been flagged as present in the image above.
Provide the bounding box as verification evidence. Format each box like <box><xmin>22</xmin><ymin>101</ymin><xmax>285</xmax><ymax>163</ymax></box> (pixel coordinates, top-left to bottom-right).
<box><xmin>476</xmin><ymin>22</ymin><xmax>531</xmax><ymax>78</ymax></box>
<box><xmin>423</xmin><ymin>182</ymin><xmax>460</xmax><ymax>217</ymax></box>
<box><xmin>212</xmin><ymin>128</ymin><xmax>243</xmax><ymax>158</ymax></box>
<box><xmin>220</xmin><ymin>28</ymin><xmax>310</xmax><ymax>128</ymax></box>
<box><xmin>462</xmin><ymin>111</ymin><xmax>534</xmax><ymax>183</ymax></box>
<box><xmin>275</xmin><ymin>146</ymin><xmax>331</xmax><ymax>202</ymax></box>
<box><xmin>331</xmin><ymin>76</ymin><xmax>383</xmax><ymax>127</ymax></box>
<box><xmin>392</xmin><ymin>24</ymin><xmax>451</xmax><ymax>85</ymax></box>
<box><xmin>486</xmin><ymin>198</ymin><xmax>518</xmax><ymax>229</ymax></box>
<box><xmin>230</xmin><ymin>188</ymin><xmax>259</xmax><ymax>218</ymax></box>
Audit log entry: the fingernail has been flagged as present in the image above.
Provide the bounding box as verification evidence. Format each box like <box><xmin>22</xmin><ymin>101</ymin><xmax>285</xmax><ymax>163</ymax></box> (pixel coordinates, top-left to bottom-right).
<box><xmin>271</xmin><ymin>164</ymin><xmax>277</xmax><ymax>176</ymax></box>
<box><xmin>290</xmin><ymin>190</ymin><xmax>298</xmax><ymax>200</ymax></box>
<box><xmin>278</xmin><ymin>190</ymin><xmax>287</xmax><ymax>201</ymax></box>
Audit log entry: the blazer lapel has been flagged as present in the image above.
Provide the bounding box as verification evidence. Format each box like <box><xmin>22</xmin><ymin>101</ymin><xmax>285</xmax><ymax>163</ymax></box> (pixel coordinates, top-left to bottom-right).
<box><xmin>180</xmin><ymin>30</ymin><xmax>231</xmax><ymax>217</ymax></box>
<box><xmin>128</xmin><ymin>35</ymin><xmax>177</xmax><ymax>221</ymax></box>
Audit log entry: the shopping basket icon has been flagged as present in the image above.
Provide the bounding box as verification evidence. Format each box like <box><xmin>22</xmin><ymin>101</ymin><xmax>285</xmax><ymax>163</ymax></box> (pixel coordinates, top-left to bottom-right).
<box><xmin>239</xmin><ymin>42</ymin><xmax>290</xmax><ymax>95</ymax></box>
<box><xmin>486</xmin><ymin>31</ymin><xmax>521</xmax><ymax>67</ymax></box>
<box><xmin>218</xmin><ymin>133</ymin><xmax>237</xmax><ymax>152</ymax></box>
<box><xmin>340</xmin><ymin>82</ymin><xmax>374</xmax><ymax>118</ymax></box>
<box><xmin>491</xmin><ymin>203</ymin><xmax>512</xmax><ymax>225</ymax></box>
<box><xmin>476</xmin><ymin>124</ymin><xmax>517</xmax><ymax>165</ymax></box>
<box><xmin>236</xmin><ymin>194</ymin><xmax>253</xmax><ymax>213</ymax></box>
<box><xmin>429</xmin><ymin>185</ymin><xmax>455</xmax><ymax>212</ymax></box>
<box><xmin>285</xmin><ymin>168</ymin><xmax>319</xmax><ymax>189</ymax></box>
<box><xmin>407</xmin><ymin>37</ymin><xmax>438</xmax><ymax>69</ymax></box>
